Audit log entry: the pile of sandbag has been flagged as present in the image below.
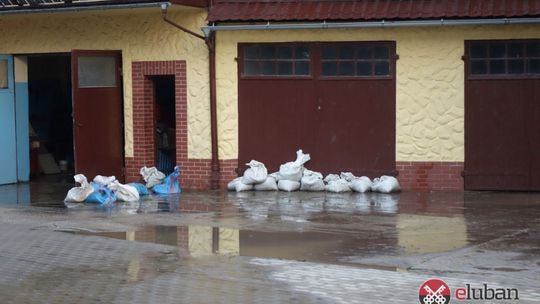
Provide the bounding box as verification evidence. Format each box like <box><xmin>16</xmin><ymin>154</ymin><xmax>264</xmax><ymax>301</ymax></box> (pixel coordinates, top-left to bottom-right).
<box><xmin>278</xmin><ymin>150</ymin><xmax>311</xmax><ymax>192</ymax></box>
<box><xmin>140</xmin><ymin>166</ymin><xmax>181</xmax><ymax>194</ymax></box>
<box><xmin>227</xmin><ymin>150</ymin><xmax>311</xmax><ymax>192</ymax></box>
<box><xmin>326</xmin><ymin>172</ymin><xmax>400</xmax><ymax>193</ymax></box>
<box><xmin>64</xmin><ymin>174</ymin><xmax>145</xmax><ymax>205</ymax></box>
<box><xmin>228</xmin><ymin>160</ymin><xmax>276</xmax><ymax>192</ymax></box>
<box><xmin>226</xmin><ymin>149</ymin><xmax>400</xmax><ymax>193</ymax></box>
<box><xmin>64</xmin><ymin>166</ymin><xmax>182</xmax><ymax>205</ymax></box>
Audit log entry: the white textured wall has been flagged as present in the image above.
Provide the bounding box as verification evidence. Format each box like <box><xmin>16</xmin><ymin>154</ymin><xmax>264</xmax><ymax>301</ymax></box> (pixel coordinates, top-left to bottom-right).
<box><xmin>216</xmin><ymin>25</ymin><xmax>540</xmax><ymax>161</ymax></box>
<box><xmin>0</xmin><ymin>7</ymin><xmax>211</xmax><ymax>159</ymax></box>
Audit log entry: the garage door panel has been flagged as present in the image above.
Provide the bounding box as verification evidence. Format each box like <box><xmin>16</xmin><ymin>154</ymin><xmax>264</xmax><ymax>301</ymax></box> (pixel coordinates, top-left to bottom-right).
<box><xmin>316</xmin><ymin>80</ymin><xmax>395</xmax><ymax>176</ymax></box>
<box><xmin>239</xmin><ymin>42</ymin><xmax>395</xmax><ymax>177</ymax></box>
<box><xmin>465</xmin><ymin>175</ymin><xmax>530</xmax><ymax>191</ymax></box>
<box><xmin>465</xmin><ymin>40</ymin><xmax>540</xmax><ymax>190</ymax></box>
<box><xmin>239</xmin><ymin>79</ymin><xmax>318</xmax><ymax>173</ymax></box>
<box><xmin>466</xmin><ymin>80</ymin><xmax>529</xmax><ymax>176</ymax></box>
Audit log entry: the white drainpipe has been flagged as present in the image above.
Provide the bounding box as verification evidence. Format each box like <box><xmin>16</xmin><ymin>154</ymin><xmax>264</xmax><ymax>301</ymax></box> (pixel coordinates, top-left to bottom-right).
<box><xmin>201</xmin><ymin>17</ymin><xmax>540</xmax><ymax>37</ymax></box>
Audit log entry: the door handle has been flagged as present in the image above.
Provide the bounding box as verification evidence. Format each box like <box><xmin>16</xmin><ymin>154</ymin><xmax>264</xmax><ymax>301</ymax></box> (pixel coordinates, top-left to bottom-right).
<box><xmin>77</xmin><ymin>123</ymin><xmax>83</xmax><ymax>127</ymax></box>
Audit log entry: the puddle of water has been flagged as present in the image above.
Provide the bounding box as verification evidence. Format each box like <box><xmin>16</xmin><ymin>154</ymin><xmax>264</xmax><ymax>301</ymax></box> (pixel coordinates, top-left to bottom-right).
<box><xmin>69</xmin><ymin>224</ymin><xmax>404</xmax><ymax>270</ymax></box>
<box><xmin>63</xmin><ymin>194</ymin><xmax>190</xmax><ymax>214</ymax></box>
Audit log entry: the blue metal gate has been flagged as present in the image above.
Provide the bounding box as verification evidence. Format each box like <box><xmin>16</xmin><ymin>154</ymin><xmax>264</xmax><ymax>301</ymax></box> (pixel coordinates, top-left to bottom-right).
<box><xmin>0</xmin><ymin>55</ymin><xmax>17</xmax><ymax>185</ymax></box>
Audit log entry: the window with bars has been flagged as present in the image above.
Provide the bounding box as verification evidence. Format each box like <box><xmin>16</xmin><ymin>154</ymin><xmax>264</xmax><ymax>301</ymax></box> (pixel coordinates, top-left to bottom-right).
<box><xmin>242</xmin><ymin>45</ymin><xmax>311</xmax><ymax>77</ymax></box>
<box><xmin>469</xmin><ymin>40</ymin><xmax>540</xmax><ymax>77</ymax></box>
<box><xmin>321</xmin><ymin>44</ymin><xmax>391</xmax><ymax>77</ymax></box>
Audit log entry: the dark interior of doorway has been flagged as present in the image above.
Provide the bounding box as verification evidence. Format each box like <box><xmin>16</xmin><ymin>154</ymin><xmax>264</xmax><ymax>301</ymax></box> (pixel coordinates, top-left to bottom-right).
<box><xmin>153</xmin><ymin>75</ymin><xmax>176</xmax><ymax>175</ymax></box>
<box><xmin>28</xmin><ymin>54</ymin><xmax>73</xmax><ymax>177</ymax></box>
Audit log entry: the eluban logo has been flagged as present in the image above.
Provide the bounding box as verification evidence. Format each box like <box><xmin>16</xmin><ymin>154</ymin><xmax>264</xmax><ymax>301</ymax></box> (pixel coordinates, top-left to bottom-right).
<box><xmin>419</xmin><ymin>279</ymin><xmax>451</xmax><ymax>304</ymax></box>
<box><xmin>454</xmin><ymin>284</ymin><xmax>519</xmax><ymax>301</ymax></box>
<box><xmin>419</xmin><ymin>279</ymin><xmax>520</xmax><ymax>303</ymax></box>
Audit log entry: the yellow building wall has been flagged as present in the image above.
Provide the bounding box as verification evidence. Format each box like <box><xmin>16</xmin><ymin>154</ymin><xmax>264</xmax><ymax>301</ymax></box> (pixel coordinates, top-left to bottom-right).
<box><xmin>0</xmin><ymin>6</ymin><xmax>211</xmax><ymax>159</ymax></box>
<box><xmin>216</xmin><ymin>25</ymin><xmax>540</xmax><ymax>161</ymax></box>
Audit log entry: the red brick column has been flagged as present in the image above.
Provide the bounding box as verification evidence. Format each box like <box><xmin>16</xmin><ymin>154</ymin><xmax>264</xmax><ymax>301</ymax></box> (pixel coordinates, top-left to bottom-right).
<box><xmin>126</xmin><ymin>60</ymin><xmax>238</xmax><ymax>189</ymax></box>
<box><xmin>396</xmin><ymin>161</ymin><xmax>464</xmax><ymax>191</ymax></box>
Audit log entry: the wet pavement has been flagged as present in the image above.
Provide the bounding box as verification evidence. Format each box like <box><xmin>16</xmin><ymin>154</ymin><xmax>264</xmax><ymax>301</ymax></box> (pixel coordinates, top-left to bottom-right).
<box><xmin>0</xmin><ymin>175</ymin><xmax>539</xmax><ymax>303</ymax></box>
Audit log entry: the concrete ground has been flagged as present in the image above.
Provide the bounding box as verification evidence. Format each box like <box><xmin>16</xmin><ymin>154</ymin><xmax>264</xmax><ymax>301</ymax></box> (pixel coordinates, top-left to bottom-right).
<box><xmin>0</xmin><ymin>175</ymin><xmax>539</xmax><ymax>303</ymax></box>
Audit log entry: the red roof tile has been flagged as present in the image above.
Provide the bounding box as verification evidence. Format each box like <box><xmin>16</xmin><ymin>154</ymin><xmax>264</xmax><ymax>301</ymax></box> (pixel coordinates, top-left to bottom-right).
<box><xmin>208</xmin><ymin>0</ymin><xmax>540</xmax><ymax>22</ymax></box>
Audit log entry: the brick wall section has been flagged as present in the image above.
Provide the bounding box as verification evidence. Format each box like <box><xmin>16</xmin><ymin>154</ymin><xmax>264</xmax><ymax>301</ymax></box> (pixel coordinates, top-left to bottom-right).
<box><xmin>396</xmin><ymin>161</ymin><xmax>464</xmax><ymax>191</ymax></box>
<box><xmin>180</xmin><ymin>159</ymin><xmax>238</xmax><ymax>189</ymax></box>
<box><xmin>126</xmin><ymin>60</ymin><xmax>238</xmax><ymax>189</ymax></box>
<box><xmin>177</xmin><ymin>226</ymin><xmax>189</xmax><ymax>251</ymax></box>
<box><xmin>134</xmin><ymin>226</ymin><xmax>156</xmax><ymax>243</ymax></box>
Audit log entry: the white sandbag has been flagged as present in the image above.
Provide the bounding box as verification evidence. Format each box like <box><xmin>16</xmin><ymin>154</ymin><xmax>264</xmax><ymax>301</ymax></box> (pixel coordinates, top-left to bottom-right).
<box><xmin>300</xmin><ymin>169</ymin><xmax>325</xmax><ymax>191</ymax></box>
<box><xmin>227</xmin><ymin>177</ymin><xmax>242</xmax><ymax>191</ymax></box>
<box><xmin>278</xmin><ymin>149</ymin><xmax>311</xmax><ymax>181</ymax></box>
<box><xmin>279</xmin><ymin>163</ymin><xmax>303</xmax><ymax>182</ymax></box>
<box><xmin>300</xmin><ymin>175</ymin><xmax>325</xmax><ymax>191</ymax></box>
<box><xmin>303</xmin><ymin>169</ymin><xmax>323</xmax><ymax>179</ymax></box>
<box><xmin>235</xmin><ymin>181</ymin><xmax>254</xmax><ymax>192</ymax></box>
<box><xmin>340</xmin><ymin>172</ymin><xmax>357</xmax><ymax>182</ymax></box>
<box><xmin>93</xmin><ymin>175</ymin><xmax>116</xmax><ymax>186</ymax></box>
<box><xmin>254</xmin><ymin>176</ymin><xmax>278</xmax><ymax>191</ymax></box>
<box><xmin>107</xmin><ymin>180</ymin><xmax>140</xmax><ymax>202</ymax></box>
<box><xmin>349</xmin><ymin>176</ymin><xmax>372</xmax><ymax>193</ymax></box>
<box><xmin>372</xmin><ymin>175</ymin><xmax>401</xmax><ymax>193</ymax></box>
<box><xmin>325</xmin><ymin>179</ymin><xmax>352</xmax><ymax>193</ymax></box>
<box><xmin>139</xmin><ymin>166</ymin><xmax>166</xmax><ymax>188</ymax></box>
<box><xmin>323</xmin><ymin>174</ymin><xmax>340</xmax><ymax>183</ymax></box>
<box><xmin>64</xmin><ymin>174</ymin><xmax>94</xmax><ymax>202</ymax></box>
<box><xmin>293</xmin><ymin>149</ymin><xmax>311</xmax><ymax>166</ymax></box>
<box><xmin>278</xmin><ymin>180</ymin><xmax>301</xmax><ymax>192</ymax></box>
<box><xmin>269</xmin><ymin>172</ymin><xmax>279</xmax><ymax>181</ymax></box>
<box><xmin>241</xmin><ymin>160</ymin><xmax>268</xmax><ymax>185</ymax></box>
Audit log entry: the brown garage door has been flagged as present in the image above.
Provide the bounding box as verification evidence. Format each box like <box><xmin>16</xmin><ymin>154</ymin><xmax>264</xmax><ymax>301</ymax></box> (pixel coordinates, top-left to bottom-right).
<box><xmin>238</xmin><ymin>42</ymin><xmax>396</xmax><ymax>177</ymax></box>
<box><xmin>464</xmin><ymin>40</ymin><xmax>540</xmax><ymax>190</ymax></box>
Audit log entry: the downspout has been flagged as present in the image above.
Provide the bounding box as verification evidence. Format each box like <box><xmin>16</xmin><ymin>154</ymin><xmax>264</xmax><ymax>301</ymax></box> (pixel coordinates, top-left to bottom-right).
<box><xmin>206</xmin><ymin>32</ymin><xmax>220</xmax><ymax>190</ymax></box>
<box><xmin>161</xmin><ymin>3</ymin><xmax>220</xmax><ymax>189</ymax></box>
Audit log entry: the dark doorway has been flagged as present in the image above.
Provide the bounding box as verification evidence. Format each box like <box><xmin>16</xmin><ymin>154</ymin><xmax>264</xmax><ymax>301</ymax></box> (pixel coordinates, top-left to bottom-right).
<box><xmin>153</xmin><ymin>75</ymin><xmax>176</xmax><ymax>175</ymax></box>
<box><xmin>28</xmin><ymin>54</ymin><xmax>73</xmax><ymax>177</ymax></box>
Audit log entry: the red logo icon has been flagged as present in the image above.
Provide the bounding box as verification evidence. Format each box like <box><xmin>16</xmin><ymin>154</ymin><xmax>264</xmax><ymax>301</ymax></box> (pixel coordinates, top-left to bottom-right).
<box><xmin>419</xmin><ymin>279</ymin><xmax>451</xmax><ymax>304</ymax></box>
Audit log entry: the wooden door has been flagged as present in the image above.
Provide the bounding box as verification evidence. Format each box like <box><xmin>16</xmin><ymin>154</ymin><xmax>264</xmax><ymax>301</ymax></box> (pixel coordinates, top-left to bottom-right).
<box><xmin>464</xmin><ymin>40</ymin><xmax>540</xmax><ymax>190</ymax></box>
<box><xmin>238</xmin><ymin>42</ymin><xmax>396</xmax><ymax>177</ymax></box>
<box><xmin>72</xmin><ymin>50</ymin><xmax>124</xmax><ymax>181</ymax></box>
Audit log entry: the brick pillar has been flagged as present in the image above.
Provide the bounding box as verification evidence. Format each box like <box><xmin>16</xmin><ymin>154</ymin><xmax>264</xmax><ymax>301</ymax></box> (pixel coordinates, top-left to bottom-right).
<box><xmin>127</xmin><ymin>60</ymin><xmax>238</xmax><ymax>189</ymax></box>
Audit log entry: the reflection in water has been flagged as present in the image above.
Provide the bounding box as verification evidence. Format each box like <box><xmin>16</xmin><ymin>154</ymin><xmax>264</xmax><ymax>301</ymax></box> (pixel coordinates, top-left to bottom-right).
<box><xmin>232</xmin><ymin>192</ymin><xmax>400</xmax><ymax>223</ymax></box>
<box><xmin>78</xmin><ymin>225</ymin><xmax>241</xmax><ymax>258</ymax></box>
<box><xmin>126</xmin><ymin>256</ymin><xmax>141</xmax><ymax>282</ymax></box>
<box><xmin>397</xmin><ymin>214</ymin><xmax>467</xmax><ymax>254</ymax></box>
<box><xmin>188</xmin><ymin>225</ymin><xmax>214</xmax><ymax>257</ymax></box>
<box><xmin>63</xmin><ymin>193</ymin><xmax>182</xmax><ymax>214</ymax></box>
<box><xmin>0</xmin><ymin>183</ymin><xmax>31</xmax><ymax>206</ymax></box>
<box><xmin>73</xmin><ymin>223</ymin><xmax>398</xmax><ymax>265</ymax></box>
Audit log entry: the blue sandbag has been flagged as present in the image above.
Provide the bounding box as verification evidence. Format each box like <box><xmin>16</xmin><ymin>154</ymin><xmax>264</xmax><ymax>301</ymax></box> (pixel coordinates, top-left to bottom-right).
<box><xmin>153</xmin><ymin>166</ymin><xmax>181</xmax><ymax>194</ymax></box>
<box><xmin>128</xmin><ymin>183</ymin><xmax>149</xmax><ymax>196</ymax></box>
<box><xmin>86</xmin><ymin>182</ymin><xmax>117</xmax><ymax>205</ymax></box>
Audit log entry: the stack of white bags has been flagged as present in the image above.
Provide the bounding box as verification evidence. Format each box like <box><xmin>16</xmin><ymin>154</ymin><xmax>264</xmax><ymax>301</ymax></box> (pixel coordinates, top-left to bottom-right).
<box><xmin>227</xmin><ymin>149</ymin><xmax>400</xmax><ymax>193</ymax></box>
